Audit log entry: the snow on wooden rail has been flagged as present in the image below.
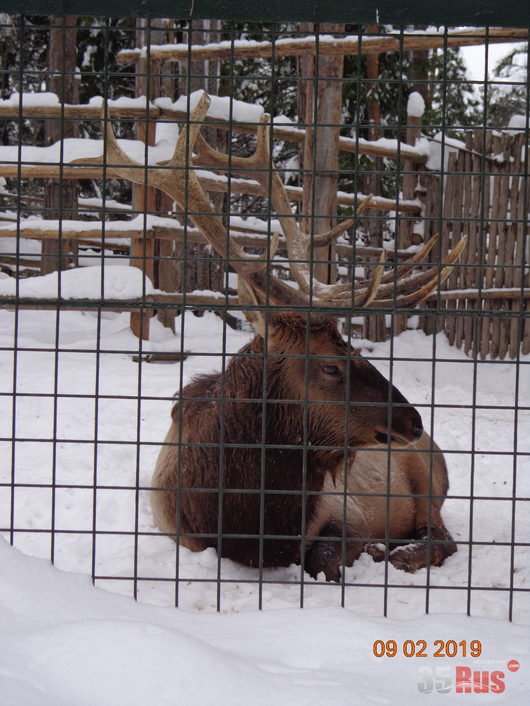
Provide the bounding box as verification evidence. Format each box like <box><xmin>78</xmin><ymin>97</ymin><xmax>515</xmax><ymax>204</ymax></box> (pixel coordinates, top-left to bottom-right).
<box><xmin>1</xmin><ymin>266</ymin><xmax>527</xmax><ymax>310</ymax></box>
<box><xmin>0</xmin><ymin>92</ymin><xmax>429</xmax><ymax>164</ymax></box>
<box><xmin>0</xmin><ymin>217</ymin><xmax>416</xmax><ymax>260</ymax></box>
<box><xmin>0</xmin><ymin>266</ymin><xmax>238</xmax><ymax>309</ymax></box>
<box><xmin>117</xmin><ymin>27</ymin><xmax>529</xmax><ymax>65</ymax></box>
<box><xmin>0</xmin><ymin>144</ymin><xmax>421</xmax><ymax>213</ymax></box>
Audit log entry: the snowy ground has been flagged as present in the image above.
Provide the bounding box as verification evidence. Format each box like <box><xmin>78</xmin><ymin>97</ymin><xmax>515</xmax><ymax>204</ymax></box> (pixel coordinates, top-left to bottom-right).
<box><xmin>1</xmin><ymin>302</ymin><xmax>529</xmax><ymax>703</ymax></box>
<box><xmin>1</xmin><ymin>539</ymin><xmax>529</xmax><ymax>705</ymax></box>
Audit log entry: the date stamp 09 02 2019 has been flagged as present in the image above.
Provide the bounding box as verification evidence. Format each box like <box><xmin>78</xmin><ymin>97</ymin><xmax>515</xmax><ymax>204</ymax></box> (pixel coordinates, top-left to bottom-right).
<box><xmin>372</xmin><ymin>640</ymin><xmax>521</xmax><ymax>695</ymax></box>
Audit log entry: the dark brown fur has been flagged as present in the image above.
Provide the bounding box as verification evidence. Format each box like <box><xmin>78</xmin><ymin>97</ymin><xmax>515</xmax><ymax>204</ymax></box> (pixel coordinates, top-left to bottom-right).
<box><xmin>151</xmin><ymin>314</ymin><xmax>456</xmax><ymax>580</ymax></box>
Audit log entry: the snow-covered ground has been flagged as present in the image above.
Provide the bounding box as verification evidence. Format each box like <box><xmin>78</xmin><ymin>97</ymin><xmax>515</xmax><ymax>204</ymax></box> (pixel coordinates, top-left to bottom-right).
<box><xmin>0</xmin><ymin>296</ymin><xmax>529</xmax><ymax>703</ymax></box>
<box><xmin>1</xmin><ymin>538</ymin><xmax>529</xmax><ymax>705</ymax></box>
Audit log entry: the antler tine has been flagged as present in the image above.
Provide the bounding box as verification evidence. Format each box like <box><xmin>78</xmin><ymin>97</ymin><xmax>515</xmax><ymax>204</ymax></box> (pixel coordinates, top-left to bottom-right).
<box><xmin>314</xmin><ymin>235</ymin><xmax>467</xmax><ymax>309</ymax></box>
<box><xmin>169</xmin><ymin>93</ymin><xmax>311</xmax><ymax>307</ymax></box>
<box><xmin>347</xmin><ymin>234</ymin><xmax>451</xmax><ymax>306</ymax></box>
<box><xmin>376</xmin><ymin>234</ymin><xmax>440</xmax><ymax>286</ymax></box>
<box><xmin>70</xmin><ymin>105</ymin><xmax>152</xmax><ymax>183</ymax></box>
<box><xmin>193</xmin><ymin>112</ymin><xmax>270</xmax><ymax>171</ymax></box>
<box><xmin>311</xmin><ymin>193</ymin><xmax>371</xmax><ymax>259</ymax></box>
<box><xmin>355</xmin><ymin>250</ymin><xmax>387</xmax><ymax>306</ymax></box>
<box><xmin>196</xmin><ymin>105</ymin><xmax>357</xmax><ymax>300</ymax></box>
<box><xmin>194</xmin><ymin>110</ymin><xmax>316</xmax><ymax>295</ymax></box>
<box><xmin>311</xmin><ymin>218</ymin><xmax>354</xmax><ymax>250</ymax></box>
<box><xmin>355</xmin><ymin>193</ymin><xmax>374</xmax><ymax>217</ymax></box>
<box><xmin>376</xmin><ymin>254</ymin><xmax>463</xmax><ymax>308</ymax></box>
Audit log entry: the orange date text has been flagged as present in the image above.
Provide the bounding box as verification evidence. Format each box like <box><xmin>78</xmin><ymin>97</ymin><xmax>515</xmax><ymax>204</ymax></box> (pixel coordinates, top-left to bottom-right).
<box><xmin>372</xmin><ymin>640</ymin><xmax>482</xmax><ymax>659</ymax></box>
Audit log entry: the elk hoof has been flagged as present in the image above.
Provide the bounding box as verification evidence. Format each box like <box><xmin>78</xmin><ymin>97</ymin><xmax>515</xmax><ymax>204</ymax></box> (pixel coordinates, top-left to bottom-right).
<box><xmin>364</xmin><ymin>542</ymin><xmax>387</xmax><ymax>563</ymax></box>
<box><xmin>305</xmin><ymin>541</ymin><xmax>342</xmax><ymax>582</ymax></box>
<box><xmin>366</xmin><ymin>529</ymin><xmax>457</xmax><ymax>573</ymax></box>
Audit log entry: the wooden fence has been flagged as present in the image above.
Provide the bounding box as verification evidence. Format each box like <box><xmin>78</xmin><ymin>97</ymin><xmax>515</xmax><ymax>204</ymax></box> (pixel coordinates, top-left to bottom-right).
<box><xmin>0</xmin><ymin>22</ymin><xmax>529</xmax><ymax>358</ymax></box>
<box><xmin>420</xmin><ymin>130</ymin><xmax>530</xmax><ymax>358</ymax></box>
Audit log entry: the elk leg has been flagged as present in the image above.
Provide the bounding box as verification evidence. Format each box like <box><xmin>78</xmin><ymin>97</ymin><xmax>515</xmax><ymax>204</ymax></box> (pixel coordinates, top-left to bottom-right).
<box><xmin>365</xmin><ymin>525</ymin><xmax>457</xmax><ymax>572</ymax></box>
<box><xmin>388</xmin><ymin>525</ymin><xmax>457</xmax><ymax>572</ymax></box>
<box><xmin>304</xmin><ymin>521</ymin><xmax>364</xmax><ymax>582</ymax></box>
<box><xmin>366</xmin><ymin>436</ymin><xmax>457</xmax><ymax>572</ymax></box>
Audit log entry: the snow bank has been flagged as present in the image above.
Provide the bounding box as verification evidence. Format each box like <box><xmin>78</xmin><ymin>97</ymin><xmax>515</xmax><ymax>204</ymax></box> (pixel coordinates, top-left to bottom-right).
<box><xmin>0</xmin><ymin>265</ymin><xmax>153</xmax><ymax>299</ymax></box>
<box><xmin>1</xmin><ymin>538</ymin><xmax>528</xmax><ymax>706</ymax></box>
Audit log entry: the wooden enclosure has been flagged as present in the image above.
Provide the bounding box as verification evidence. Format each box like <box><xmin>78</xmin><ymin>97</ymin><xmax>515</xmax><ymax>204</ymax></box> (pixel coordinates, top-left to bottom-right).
<box><xmin>0</xmin><ymin>21</ymin><xmax>528</xmax><ymax>358</ymax></box>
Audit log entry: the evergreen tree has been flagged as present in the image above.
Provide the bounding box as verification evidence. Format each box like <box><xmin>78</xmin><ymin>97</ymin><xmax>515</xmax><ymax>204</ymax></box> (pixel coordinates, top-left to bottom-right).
<box><xmin>487</xmin><ymin>44</ymin><xmax>528</xmax><ymax>127</ymax></box>
<box><xmin>341</xmin><ymin>41</ymin><xmax>481</xmax><ymax>200</ymax></box>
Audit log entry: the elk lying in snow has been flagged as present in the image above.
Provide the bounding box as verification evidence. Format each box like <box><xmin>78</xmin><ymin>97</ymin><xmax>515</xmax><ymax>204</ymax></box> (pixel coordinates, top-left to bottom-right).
<box><xmin>86</xmin><ymin>92</ymin><xmax>463</xmax><ymax>581</ymax></box>
<box><xmin>152</xmin><ymin>313</ymin><xmax>457</xmax><ymax>581</ymax></box>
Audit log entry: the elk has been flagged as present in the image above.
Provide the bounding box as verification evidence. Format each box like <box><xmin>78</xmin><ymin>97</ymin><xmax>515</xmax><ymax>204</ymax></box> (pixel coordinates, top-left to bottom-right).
<box><xmin>79</xmin><ymin>92</ymin><xmax>464</xmax><ymax>581</ymax></box>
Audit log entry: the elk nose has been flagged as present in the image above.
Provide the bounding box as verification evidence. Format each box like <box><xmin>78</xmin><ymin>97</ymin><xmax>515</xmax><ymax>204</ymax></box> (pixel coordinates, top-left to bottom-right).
<box><xmin>412</xmin><ymin>423</ymin><xmax>423</xmax><ymax>441</ymax></box>
<box><xmin>375</xmin><ymin>413</ymin><xmax>423</xmax><ymax>446</ymax></box>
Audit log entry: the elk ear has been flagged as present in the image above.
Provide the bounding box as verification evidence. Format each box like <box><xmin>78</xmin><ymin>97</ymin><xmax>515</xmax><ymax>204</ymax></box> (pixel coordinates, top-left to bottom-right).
<box><xmin>264</xmin><ymin>312</ymin><xmax>309</xmax><ymax>353</ymax></box>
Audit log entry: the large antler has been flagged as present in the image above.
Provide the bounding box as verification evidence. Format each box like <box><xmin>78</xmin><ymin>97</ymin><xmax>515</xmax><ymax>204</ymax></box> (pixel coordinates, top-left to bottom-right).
<box><xmin>73</xmin><ymin>91</ymin><xmax>467</xmax><ymax>312</ymax></box>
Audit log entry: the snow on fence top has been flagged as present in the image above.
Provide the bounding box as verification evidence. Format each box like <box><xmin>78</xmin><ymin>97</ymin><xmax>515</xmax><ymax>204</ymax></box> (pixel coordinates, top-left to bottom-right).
<box><xmin>159</xmin><ymin>90</ymin><xmax>264</xmax><ymax>124</ymax></box>
<box><xmin>116</xmin><ymin>27</ymin><xmax>528</xmax><ymax>65</ymax></box>
<box><xmin>0</xmin><ymin>142</ymin><xmax>422</xmax><ymax>214</ymax></box>
<box><xmin>407</xmin><ymin>91</ymin><xmax>425</xmax><ymax>119</ymax></box>
<box><xmin>0</xmin><ymin>90</ymin><xmax>430</xmax><ymax>164</ymax></box>
<box><xmin>0</xmin><ymin>137</ymin><xmax>178</xmax><ymax>166</ymax></box>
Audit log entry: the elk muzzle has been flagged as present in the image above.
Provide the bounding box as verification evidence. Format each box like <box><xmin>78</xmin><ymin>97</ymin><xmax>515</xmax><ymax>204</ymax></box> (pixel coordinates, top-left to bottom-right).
<box><xmin>373</xmin><ymin>386</ymin><xmax>423</xmax><ymax>447</ymax></box>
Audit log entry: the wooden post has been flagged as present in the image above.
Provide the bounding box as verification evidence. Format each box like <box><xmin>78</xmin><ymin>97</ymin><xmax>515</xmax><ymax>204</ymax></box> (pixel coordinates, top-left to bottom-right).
<box><xmin>130</xmin><ymin>19</ymin><xmax>156</xmax><ymax>340</ymax></box>
<box><xmin>396</xmin><ymin>93</ymin><xmax>426</xmax><ymax>335</ymax></box>
<box><xmin>362</xmin><ymin>27</ymin><xmax>386</xmax><ymax>341</ymax></box>
<box><xmin>400</xmin><ymin>94</ymin><xmax>424</xmax><ymax>248</ymax></box>
<box><xmin>155</xmin><ymin>20</ymin><xmax>180</xmax><ymax>332</ymax></box>
<box><xmin>299</xmin><ymin>22</ymin><xmax>344</xmax><ymax>285</ymax></box>
<box><xmin>42</xmin><ymin>16</ymin><xmax>78</xmax><ymax>275</ymax></box>
<box><xmin>174</xmin><ymin>19</ymin><xmax>225</xmax><ymax>301</ymax></box>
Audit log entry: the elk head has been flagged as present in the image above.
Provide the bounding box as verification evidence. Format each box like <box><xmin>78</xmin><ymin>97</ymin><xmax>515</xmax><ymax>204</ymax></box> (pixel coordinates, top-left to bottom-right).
<box><xmin>261</xmin><ymin>312</ymin><xmax>423</xmax><ymax>456</ymax></box>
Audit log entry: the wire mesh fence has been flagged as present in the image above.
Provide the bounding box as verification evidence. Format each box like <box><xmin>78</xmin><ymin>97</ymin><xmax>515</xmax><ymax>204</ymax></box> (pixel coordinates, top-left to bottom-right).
<box><xmin>0</xmin><ymin>14</ymin><xmax>529</xmax><ymax>620</ymax></box>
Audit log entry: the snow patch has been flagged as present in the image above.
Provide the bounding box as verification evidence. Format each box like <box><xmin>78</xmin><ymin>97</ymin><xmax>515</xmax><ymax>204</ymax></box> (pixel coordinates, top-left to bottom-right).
<box><xmin>407</xmin><ymin>91</ymin><xmax>425</xmax><ymax>118</ymax></box>
<box><xmin>0</xmin><ymin>265</ymin><xmax>154</xmax><ymax>299</ymax></box>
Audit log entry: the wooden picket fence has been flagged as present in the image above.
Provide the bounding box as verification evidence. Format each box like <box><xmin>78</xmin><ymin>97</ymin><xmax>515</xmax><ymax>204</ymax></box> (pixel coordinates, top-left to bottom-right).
<box><xmin>420</xmin><ymin>129</ymin><xmax>530</xmax><ymax>359</ymax></box>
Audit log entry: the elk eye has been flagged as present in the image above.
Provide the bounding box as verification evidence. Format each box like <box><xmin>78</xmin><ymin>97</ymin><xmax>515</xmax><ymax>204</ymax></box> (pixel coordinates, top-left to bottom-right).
<box><xmin>322</xmin><ymin>364</ymin><xmax>340</xmax><ymax>376</ymax></box>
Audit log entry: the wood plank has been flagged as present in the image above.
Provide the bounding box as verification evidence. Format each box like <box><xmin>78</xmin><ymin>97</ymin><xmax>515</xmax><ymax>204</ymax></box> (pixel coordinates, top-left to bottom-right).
<box><xmin>495</xmin><ymin>135</ymin><xmax>512</xmax><ymax>289</ymax></box>
<box><xmin>0</xmin><ymin>105</ymin><xmax>427</xmax><ymax>164</ymax></box>
<box><xmin>478</xmin><ymin>131</ymin><xmax>493</xmax><ymax>359</ymax></box>
<box><xmin>0</xmin><ymin>165</ymin><xmax>421</xmax><ymax>214</ymax></box>
<box><xmin>441</xmin><ymin>154</ymin><xmax>456</xmax><ymax>344</ymax></box>
<box><xmin>116</xmin><ymin>27</ymin><xmax>529</xmax><ymax>65</ymax></box>
<box><xmin>523</xmin><ymin>302</ymin><xmax>530</xmax><ymax>356</ymax></box>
